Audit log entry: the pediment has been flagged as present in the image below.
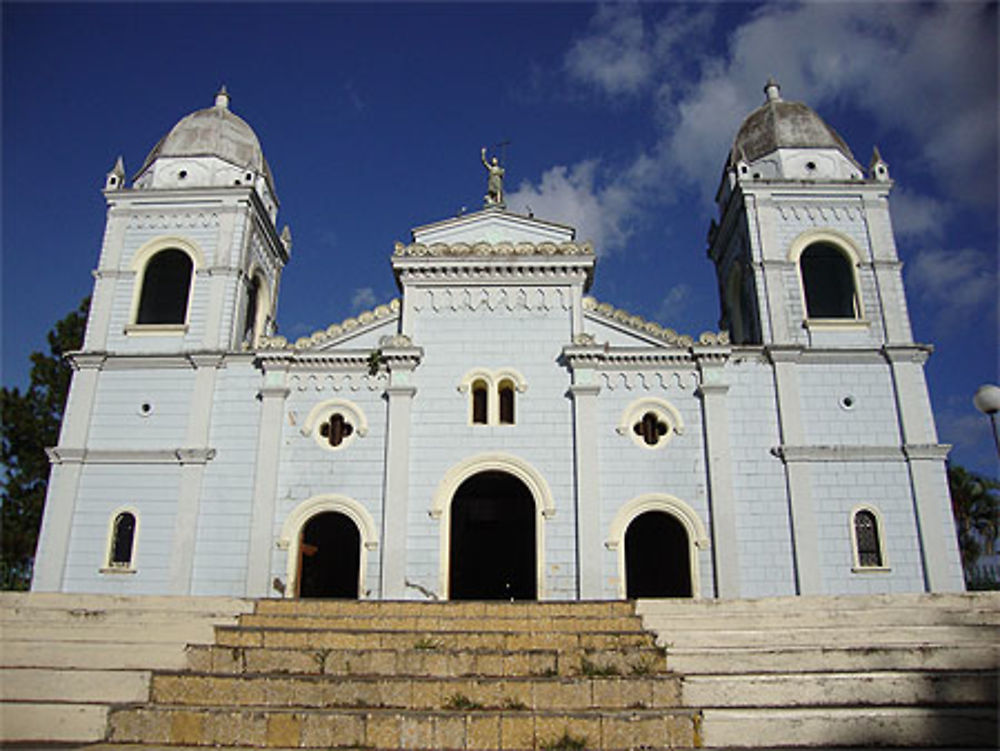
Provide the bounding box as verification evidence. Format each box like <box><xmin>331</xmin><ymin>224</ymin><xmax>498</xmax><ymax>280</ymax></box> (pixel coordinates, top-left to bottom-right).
<box><xmin>412</xmin><ymin>208</ymin><xmax>574</xmax><ymax>246</ymax></box>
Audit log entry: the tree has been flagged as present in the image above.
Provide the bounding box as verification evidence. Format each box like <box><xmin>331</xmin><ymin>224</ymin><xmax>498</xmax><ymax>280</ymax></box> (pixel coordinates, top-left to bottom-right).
<box><xmin>947</xmin><ymin>463</ymin><xmax>1000</xmax><ymax>588</ymax></box>
<box><xmin>1</xmin><ymin>298</ymin><xmax>89</xmax><ymax>589</ymax></box>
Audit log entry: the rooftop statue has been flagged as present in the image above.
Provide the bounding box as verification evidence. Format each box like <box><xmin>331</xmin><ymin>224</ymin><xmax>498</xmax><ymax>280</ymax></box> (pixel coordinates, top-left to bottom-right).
<box><xmin>481</xmin><ymin>146</ymin><xmax>505</xmax><ymax>208</ymax></box>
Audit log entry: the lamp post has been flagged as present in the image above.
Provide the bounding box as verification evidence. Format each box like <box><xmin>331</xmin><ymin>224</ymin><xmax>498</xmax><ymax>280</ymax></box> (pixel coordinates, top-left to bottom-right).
<box><xmin>973</xmin><ymin>384</ymin><xmax>1000</xmax><ymax>459</ymax></box>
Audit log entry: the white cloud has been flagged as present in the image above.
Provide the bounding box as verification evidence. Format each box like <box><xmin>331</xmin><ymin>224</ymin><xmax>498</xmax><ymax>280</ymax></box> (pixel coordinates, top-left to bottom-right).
<box><xmin>506</xmin><ymin>161</ymin><xmax>633</xmax><ymax>253</ymax></box>
<box><xmin>889</xmin><ymin>189</ymin><xmax>952</xmax><ymax>241</ymax></box>
<box><xmin>656</xmin><ymin>284</ymin><xmax>692</xmax><ymax>324</ymax></box>
<box><xmin>350</xmin><ymin>286</ymin><xmax>377</xmax><ymax>311</ymax></box>
<box><xmin>564</xmin><ymin>4</ymin><xmax>651</xmax><ymax>96</ymax></box>
<box><xmin>907</xmin><ymin>248</ymin><xmax>996</xmax><ymax>326</ymax></box>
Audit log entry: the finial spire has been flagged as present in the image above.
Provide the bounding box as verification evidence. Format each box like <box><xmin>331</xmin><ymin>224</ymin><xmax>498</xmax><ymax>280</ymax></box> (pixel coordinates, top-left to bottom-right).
<box><xmin>764</xmin><ymin>77</ymin><xmax>781</xmax><ymax>103</ymax></box>
<box><xmin>215</xmin><ymin>84</ymin><xmax>230</xmax><ymax>109</ymax></box>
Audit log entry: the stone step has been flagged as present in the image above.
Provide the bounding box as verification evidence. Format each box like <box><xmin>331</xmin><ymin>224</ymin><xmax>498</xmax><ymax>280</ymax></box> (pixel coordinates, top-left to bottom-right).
<box><xmin>0</xmin><ymin>592</ymin><xmax>251</xmax><ymax>615</ymax></box>
<box><xmin>107</xmin><ymin>705</ymin><xmax>700</xmax><ymax>748</ymax></box>
<box><xmin>1</xmin><ymin>639</ymin><xmax>193</xmax><ymax>670</ymax></box>
<box><xmin>148</xmin><ymin>671</ymin><xmax>681</xmax><ymax>711</ymax></box>
<box><xmin>0</xmin><ymin>702</ymin><xmax>110</xmax><ymax>743</ymax></box>
<box><xmin>187</xmin><ymin>643</ymin><xmax>667</xmax><ymax>677</ymax></box>
<box><xmin>636</xmin><ymin>591</ymin><xmax>999</xmax><ymax>615</ymax></box>
<box><xmin>647</xmin><ymin>623</ymin><xmax>994</xmax><ymax>649</ymax></box>
<box><xmin>636</xmin><ymin>605</ymin><xmax>1000</xmax><ymax>629</ymax></box>
<box><xmin>699</xmin><ymin>705</ymin><xmax>997</xmax><ymax>748</ymax></box>
<box><xmin>0</xmin><ymin>668</ymin><xmax>151</xmax><ymax>703</ymax></box>
<box><xmin>0</xmin><ymin>622</ymin><xmax>220</xmax><ymax>645</ymax></box>
<box><xmin>665</xmin><ymin>642</ymin><xmax>1000</xmax><ymax>674</ymax></box>
<box><xmin>682</xmin><ymin>669</ymin><xmax>997</xmax><ymax>708</ymax></box>
<box><xmin>214</xmin><ymin>625</ymin><xmax>655</xmax><ymax>651</ymax></box>
<box><xmin>254</xmin><ymin>599</ymin><xmax>635</xmax><ymax>617</ymax></box>
<box><xmin>237</xmin><ymin>612</ymin><xmax>643</xmax><ymax>632</ymax></box>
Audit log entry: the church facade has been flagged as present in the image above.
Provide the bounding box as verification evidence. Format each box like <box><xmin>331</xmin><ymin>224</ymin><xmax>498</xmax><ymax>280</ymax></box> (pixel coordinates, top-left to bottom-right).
<box><xmin>31</xmin><ymin>83</ymin><xmax>965</xmax><ymax>601</ymax></box>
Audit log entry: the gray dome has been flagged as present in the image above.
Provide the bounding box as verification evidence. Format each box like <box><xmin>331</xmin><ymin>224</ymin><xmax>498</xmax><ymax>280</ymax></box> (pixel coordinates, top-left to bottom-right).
<box><xmin>730</xmin><ymin>81</ymin><xmax>856</xmax><ymax>166</ymax></box>
<box><xmin>138</xmin><ymin>89</ymin><xmax>276</xmax><ymax>193</ymax></box>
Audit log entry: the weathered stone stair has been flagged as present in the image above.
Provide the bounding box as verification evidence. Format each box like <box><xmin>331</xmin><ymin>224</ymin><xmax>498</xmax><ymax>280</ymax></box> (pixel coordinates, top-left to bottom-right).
<box><xmin>637</xmin><ymin>592</ymin><xmax>1000</xmax><ymax>749</ymax></box>
<box><xmin>100</xmin><ymin>599</ymin><xmax>699</xmax><ymax>750</ymax></box>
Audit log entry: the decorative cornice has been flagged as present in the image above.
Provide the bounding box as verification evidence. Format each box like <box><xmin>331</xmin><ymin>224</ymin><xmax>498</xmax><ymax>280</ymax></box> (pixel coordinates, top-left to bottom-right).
<box><xmin>259</xmin><ymin>300</ymin><xmax>400</xmax><ymax>351</ymax></box>
<box><xmin>771</xmin><ymin>445</ymin><xmax>905</xmax><ymax>462</ymax></box>
<box><xmin>882</xmin><ymin>345</ymin><xmax>933</xmax><ymax>364</ymax></box>
<box><xmin>47</xmin><ymin>447</ymin><xmax>216</xmax><ymax>465</ymax></box>
<box><xmin>903</xmin><ymin>443</ymin><xmax>951</xmax><ymax>461</ymax></box>
<box><xmin>393</xmin><ymin>240</ymin><xmax>593</xmax><ymax>258</ymax></box>
<box><xmin>582</xmin><ymin>296</ymin><xmax>729</xmax><ymax>348</ymax></box>
<box><xmin>65</xmin><ymin>352</ymin><xmax>231</xmax><ymax>371</ymax></box>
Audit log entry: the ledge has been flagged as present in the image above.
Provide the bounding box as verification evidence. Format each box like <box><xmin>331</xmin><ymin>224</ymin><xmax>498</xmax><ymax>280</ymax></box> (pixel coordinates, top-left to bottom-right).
<box><xmin>46</xmin><ymin>447</ymin><xmax>216</xmax><ymax>465</ymax></box>
<box><xmin>123</xmin><ymin>323</ymin><xmax>189</xmax><ymax>336</ymax></box>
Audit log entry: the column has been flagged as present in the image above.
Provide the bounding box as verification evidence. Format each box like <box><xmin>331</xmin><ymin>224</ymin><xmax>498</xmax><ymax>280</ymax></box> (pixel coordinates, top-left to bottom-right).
<box><xmin>245</xmin><ymin>369</ymin><xmax>289</xmax><ymax>597</ymax></box>
<box><xmin>696</xmin><ymin>362</ymin><xmax>740</xmax><ymax>598</ymax></box>
<box><xmin>570</xmin><ymin>376</ymin><xmax>601</xmax><ymax>599</ymax></box>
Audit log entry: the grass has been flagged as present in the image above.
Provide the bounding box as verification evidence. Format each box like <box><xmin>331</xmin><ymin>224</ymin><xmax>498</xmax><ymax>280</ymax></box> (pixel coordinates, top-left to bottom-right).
<box><xmin>579</xmin><ymin>655</ymin><xmax>620</xmax><ymax>677</ymax></box>
<box><xmin>412</xmin><ymin>637</ymin><xmax>440</xmax><ymax>650</ymax></box>
<box><xmin>442</xmin><ymin>693</ymin><xmax>484</xmax><ymax>710</ymax></box>
<box><xmin>502</xmin><ymin>696</ymin><xmax>528</xmax><ymax>710</ymax></box>
<box><xmin>541</xmin><ymin>730</ymin><xmax>589</xmax><ymax>750</ymax></box>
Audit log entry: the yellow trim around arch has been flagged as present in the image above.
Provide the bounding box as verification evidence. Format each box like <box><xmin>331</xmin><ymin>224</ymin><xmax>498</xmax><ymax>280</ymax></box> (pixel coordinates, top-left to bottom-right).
<box><xmin>787</xmin><ymin>229</ymin><xmax>866</xmax><ymax>322</ymax></box>
<box><xmin>127</xmin><ymin>237</ymin><xmax>206</xmax><ymax>329</ymax></box>
<box><xmin>278</xmin><ymin>494</ymin><xmax>379</xmax><ymax>599</ymax></box>
<box><xmin>606</xmin><ymin>494</ymin><xmax>709</xmax><ymax>599</ymax></box>
<box><xmin>431</xmin><ymin>452</ymin><xmax>554</xmax><ymax>600</ymax></box>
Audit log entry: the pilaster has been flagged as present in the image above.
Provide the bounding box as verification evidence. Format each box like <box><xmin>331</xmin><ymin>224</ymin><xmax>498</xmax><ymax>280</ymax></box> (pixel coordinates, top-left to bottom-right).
<box><xmin>569</xmin><ymin>376</ymin><xmax>601</xmax><ymax>599</ymax></box>
<box><xmin>381</xmin><ymin>364</ymin><xmax>418</xmax><ymax>598</ymax></box>
<box><xmin>695</xmin><ymin>359</ymin><xmax>740</xmax><ymax>598</ymax></box>
<box><xmin>245</xmin><ymin>372</ymin><xmax>289</xmax><ymax>597</ymax></box>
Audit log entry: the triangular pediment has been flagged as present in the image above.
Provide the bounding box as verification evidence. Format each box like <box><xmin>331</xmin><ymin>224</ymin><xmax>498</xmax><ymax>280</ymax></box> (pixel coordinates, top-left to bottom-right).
<box><xmin>412</xmin><ymin>207</ymin><xmax>574</xmax><ymax>246</ymax></box>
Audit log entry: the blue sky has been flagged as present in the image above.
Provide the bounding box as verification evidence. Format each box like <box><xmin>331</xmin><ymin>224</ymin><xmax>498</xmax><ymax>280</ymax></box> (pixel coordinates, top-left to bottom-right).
<box><xmin>2</xmin><ymin>2</ymin><xmax>997</xmax><ymax>473</ymax></box>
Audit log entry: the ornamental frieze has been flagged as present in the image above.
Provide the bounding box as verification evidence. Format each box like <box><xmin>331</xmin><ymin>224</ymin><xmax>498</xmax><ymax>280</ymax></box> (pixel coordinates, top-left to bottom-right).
<box><xmin>413</xmin><ymin>286</ymin><xmax>571</xmax><ymax>313</ymax></box>
<box><xmin>393</xmin><ymin>240</ymin><xmax>594</xmax><ymax>257</ymax></box>
<box><xmin>126</xmin><ymin>211</ymin><xmax>220</xmax><ymax>230</ymax></box>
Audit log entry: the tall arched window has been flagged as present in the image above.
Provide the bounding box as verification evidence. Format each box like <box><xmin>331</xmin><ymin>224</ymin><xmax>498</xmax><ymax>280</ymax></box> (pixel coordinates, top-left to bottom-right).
<box><xmin>471</xmin><ymin>380</ymin><xmax>489</xmax><ymax>425</ymax></box>
<box><xmin>799</xmin><ymin>242</ymin><xmax>857</xmax><ymax>319</ymax></box>
<box><xmin>108</xmin><ymin>511</ymin><xmax>136</xmax><ymax>568</ymax></box>
<box><xmin>242</xmin><ymin>275</ymin><xmax>261</xmax><ymax>344</ymax></box>
<box><xmin>852</xmin><ymin>506</ymin><xmax>888</xmax><ymax>570</ymax></box>
<box><xmin>136</xmin><ymin>249</ymin><xmax>193</xmax><ymax>324</ymax></box>
<box><xmin>498</xmin><ymin>380</ymin><xmax>515</xmax><ymax>425</ymax></box>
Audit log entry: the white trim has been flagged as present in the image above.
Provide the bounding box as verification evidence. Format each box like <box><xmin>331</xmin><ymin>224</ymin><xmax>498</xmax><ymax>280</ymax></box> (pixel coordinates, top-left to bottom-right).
<box><xmin>849</xmin><ymin>504</ymin><xmax>891</xmax><ymax>572</ymax></box>
<box><xmin>788</xmin><ymin>229</ymin><xmax>865</xmax><ymax>323</ymax></box>
<box><xmin>127</xmin><ymin>236</ymin><xmax>206</xmax><ymax>330</ymax></box>
<box><xmin>278</xmin><ymin>494</ymin><xmax>379</xmax><ymax>599</ymax></box>
<box><xmin>300</xmin><ymin>398</ymin><xmax>368</xmax><ymax>451</ymax></box>
<box><xmin>616</xmin><ymin>397</ymin><xmax>685</xmax><ymax>450</ymax></box>
<box><xmin>606</xmin><ymin>494</ymin><xmax>709</xmax><ymax>599</ymax></box>
<box><xmin>431</xmin><ymin>453</ymin><xmax>554</xmax><ymax>600</ymax></box>
<box><xmin>102</xmin><ymin>506</ymin><xmax>139</xmax><ymax>573</ymax></box>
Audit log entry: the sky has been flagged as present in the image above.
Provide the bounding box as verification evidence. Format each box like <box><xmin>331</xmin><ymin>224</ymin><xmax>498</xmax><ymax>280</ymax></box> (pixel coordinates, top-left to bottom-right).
<box><xmin>2</xmin><ymin>2</ymin><xmax>997</xmax><ymax>474</ymax></box>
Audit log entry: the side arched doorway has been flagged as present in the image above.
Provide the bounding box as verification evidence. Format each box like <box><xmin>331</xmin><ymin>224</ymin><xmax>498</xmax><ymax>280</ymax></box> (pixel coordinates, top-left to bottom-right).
<box><xmin>449</xmin><ymin>471</ymin><xmax>537</xmax><ymax>600</ymax></box>
<box><xmin>625</xmin><ymin>510</ymin><xmax>692</xmax><ymax>598</ymax></box>
<box><xmin>297</xmin><ymin>511</ymin><xmax>361</xmax><ymax>598</ymax></box>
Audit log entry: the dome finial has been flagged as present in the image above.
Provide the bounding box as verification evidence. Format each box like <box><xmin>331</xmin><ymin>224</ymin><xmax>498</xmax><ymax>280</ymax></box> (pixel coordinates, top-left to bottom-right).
<box><xmin>764</xmin><ymin>77</ymin><xmax>781</xmax><ymax>103</ymax></box>
<box><xmin>215</xmin><ymin>84</ymin><xmax>230</xmax><ymax>110</ymax></box>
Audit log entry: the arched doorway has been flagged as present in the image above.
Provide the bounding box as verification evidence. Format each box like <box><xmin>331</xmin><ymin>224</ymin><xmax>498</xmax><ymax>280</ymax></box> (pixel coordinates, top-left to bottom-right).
<box><xmin>625</xmin><ymin>510</ymin><xmax>692</xmax><ymax>598</ymax></box>
<box><xmin>297</xmin><ymin>512</ymin><xmax>361</xmax><ymax>598</ymax></box>
<box><xmin>449</xmin><ymin>471</ymin><xmax>537</xmax><ymax>600</ymax></box>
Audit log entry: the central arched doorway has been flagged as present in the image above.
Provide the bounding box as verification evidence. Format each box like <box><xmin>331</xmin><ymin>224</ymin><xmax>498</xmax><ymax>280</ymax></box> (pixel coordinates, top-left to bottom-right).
<box><xmin>625</xmin><ymin>510</ymin><xmax>692</xmax><ymax>598</ymax></box>
<box><xmin>297</xmin><ymin>511</ymin><xmax>361</xmax><ymax>598</ymax></box>
<box><xmin>449</xmin><ymin>471</ymin><xmax>537</xmax><ymax>600</ymax></box>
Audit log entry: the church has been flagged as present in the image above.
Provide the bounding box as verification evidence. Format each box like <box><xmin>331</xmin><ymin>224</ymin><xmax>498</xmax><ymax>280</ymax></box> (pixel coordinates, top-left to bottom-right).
<box><xmin>31</xmin><ymin>82</ymin><xmax>964</xmax><ymax>601</ymax></box>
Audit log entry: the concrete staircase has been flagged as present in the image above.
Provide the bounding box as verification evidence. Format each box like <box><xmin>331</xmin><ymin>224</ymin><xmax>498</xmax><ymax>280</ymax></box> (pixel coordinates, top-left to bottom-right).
<box><xmin>637</xmin><ymin>592</ymin><xmax>999</xmax><ymax>748</ymax></box>
<box><xmin>99</xmin><ymin>599</ymin><xmax>698</xmax><ymax>750</ymax></box>
<box><xmin>0</xmin><ymin>592</ymin><xmax>252</xmax><ymax>744</ymax></box>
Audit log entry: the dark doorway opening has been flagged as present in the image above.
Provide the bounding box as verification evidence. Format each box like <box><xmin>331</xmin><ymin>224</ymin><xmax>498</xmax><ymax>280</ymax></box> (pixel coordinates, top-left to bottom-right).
<box><xmin>449</xmin><ymin>471</ymin><xmax>537</xmax><ymax>600</ymax></box>
<box><xmin>625</xmin><ymin>511</ymin><xmax>692</xmax><ymax>598</ymax></box>
<box><xmin>297</xmin><ymin>511</ymin><xmax>360</xmax><ymax>598</ymax></box>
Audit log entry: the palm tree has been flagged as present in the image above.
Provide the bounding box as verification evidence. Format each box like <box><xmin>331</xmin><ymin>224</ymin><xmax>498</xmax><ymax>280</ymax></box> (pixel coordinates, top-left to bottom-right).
<box><xmin>947</xmin><ymin>464</ymin><xmax>999</xmax><ymax>574</ymax></box>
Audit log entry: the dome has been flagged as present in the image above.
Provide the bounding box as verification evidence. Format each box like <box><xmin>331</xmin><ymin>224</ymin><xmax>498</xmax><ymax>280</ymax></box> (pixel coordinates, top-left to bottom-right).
<box><xmin>137</xmin><ymin>88</ymin><xmax>276</xmax><ymax>194</ymax></box>
<box><xmin>730</xmin><ymin>80</ymin><xmax>856</xmax><ymax>166</ymax></box>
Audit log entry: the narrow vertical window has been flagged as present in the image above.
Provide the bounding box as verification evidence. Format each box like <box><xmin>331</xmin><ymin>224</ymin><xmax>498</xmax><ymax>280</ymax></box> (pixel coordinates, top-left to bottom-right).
<box><xmin>498</xmin><ymin>380</ymin><xmax>515</xmax><ymax>425</ymax></box>
<box><xmin>242</xmin><ymin>275</ymin><xmax>260</xmax><ymax>344</ymax></box>
<box><xmin>136</xmin><ymin>249</ymin><xmax>193</xmax><ymax>324</ymax></box>
<box><xmin>854</xmin><ymin>509</ymin><xmax>882</xmax><ymax>567</ymax></box>
<box><xmin>109</xmin><ymin>512</ymin><xmax>136</xmax><ymax>568</ymax></box>
<box><xmin>472</xmin><ymin>381</ymin><xmax>488</xmax><ymax>425</ymax></box>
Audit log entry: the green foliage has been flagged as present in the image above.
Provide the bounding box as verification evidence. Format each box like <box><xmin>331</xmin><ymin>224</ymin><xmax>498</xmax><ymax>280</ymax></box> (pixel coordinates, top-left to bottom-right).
<box><xmin>579</xmin><ymin>655</ymin><xmax>620</xmax><ymax>676</ymax></box>
<box><xmin>947</xmin><ymin>464</ymin><xmax>1000</xmax><ymax>586</ymax></box>
<box><xmin>1</xmin><ymin>298</ymin><xmax>89</xmax><ymax>589</ymax></box>
<box><xmin>442</xmin><ymin>693</ymin><xmax>483</xmax><ymax>710</ymax></box>
<box><xmin>541</xmin><ymin>730</ymin><xmax>588</xmax><ymax>750</ymax></box>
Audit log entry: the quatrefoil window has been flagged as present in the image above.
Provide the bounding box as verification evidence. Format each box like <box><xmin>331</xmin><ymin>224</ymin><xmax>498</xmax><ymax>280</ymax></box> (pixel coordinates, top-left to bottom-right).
<box><xmin>633</xmin><ymin>412</ymin><xmax>668</xmax><ymax>446</ymax></box>
<box><xmin>319</xmin><ymin>413</ymin><xmax>354</xmax><ymax>447</ymax></box>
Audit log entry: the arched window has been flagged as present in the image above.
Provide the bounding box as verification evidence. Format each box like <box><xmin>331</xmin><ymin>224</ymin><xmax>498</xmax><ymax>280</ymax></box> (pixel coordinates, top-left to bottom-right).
<box><xmin>853</xmin><ymin>508</ymin><xmax>885</xmax><ymax>569</ymax></box>
<box><xmin>618</xmin><ymin>398</ymin><xmax>684</xmax><ymax>450</ymax></box>
<box><xmin>136</xmin><ymin>249</ymin><xmax>193</xmax><ymax>324</ymax></box>
<box><xmin>471</xmin><ymin>380</ymin><xmax>489</xmax><ymax>424</ymax></box>
<box><xmin>242</xmin><ymin>275</ymin><xmax>261</xmax><ymax>345</ymax></box>
<box><xmin>108</xmin><ymin>511</ymin><xmax>136</xmax><ymax>568</ymax></box>
<box><xmin>799</xmin><ymin>242</ymin><xmax>857</xmax><ymax>319</ymax></box>
<box><xmin>498</xmin><ymin>380</ymin><xmax>515</xmax><ymax>425</ymax></box>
